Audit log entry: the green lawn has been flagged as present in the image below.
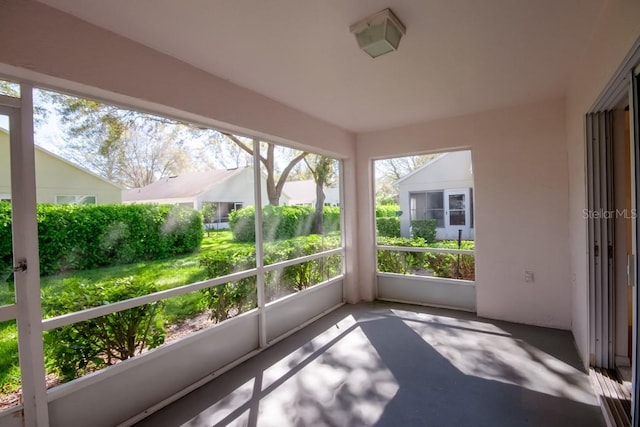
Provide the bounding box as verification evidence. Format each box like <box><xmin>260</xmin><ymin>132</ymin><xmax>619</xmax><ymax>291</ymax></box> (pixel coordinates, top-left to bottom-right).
<box><xmin>0</xmin><ymin>231</ymin><xmax>253</xmax><ymax>395</ymax></box>
<box><xmin>0</xmin><ymin>229</ymin><xmax>341</xmax><ymax>396</ymax></box>
<box><xmin>0</xmin><ymin>320</ymin><xmax>20</xmax><ymax>394</ymax></box>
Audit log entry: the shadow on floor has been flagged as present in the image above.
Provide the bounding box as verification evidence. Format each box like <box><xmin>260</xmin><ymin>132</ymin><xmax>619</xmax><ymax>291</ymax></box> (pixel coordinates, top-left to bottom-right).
<box><xmin>136</xmin><ymin>302</ymin><xmax>605</xmax><ymax>427</ymax></box>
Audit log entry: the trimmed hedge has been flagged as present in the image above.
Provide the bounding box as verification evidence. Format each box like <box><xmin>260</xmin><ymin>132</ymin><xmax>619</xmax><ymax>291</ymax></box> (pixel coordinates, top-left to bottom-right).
<box><xmin>376</xmin><ymin>204</ymin><xmax>401</xmax><ymax>218</ymax></box>
<box><xmin>229</xmin><ymin>205</ymin><xmax>340</xmax><ymax>242</ymax></box>
<box><xmin>375</xmin><ymin>204</ymin><xmax>401</xmax><ymax>238</ymax></box>
<box><xmin>376</xmin><ymin>217</ymin><xmax>400</xmax><ymax>237</ymax></box>
<box><xmin>0</xmin><ymin>202</ymin><xmax>203</xmax><ymax>276</ymax></box>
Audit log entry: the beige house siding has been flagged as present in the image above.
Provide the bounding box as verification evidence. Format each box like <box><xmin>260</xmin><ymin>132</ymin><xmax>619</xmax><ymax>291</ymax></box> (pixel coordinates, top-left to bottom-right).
<box><xmin>0</xmin><ymin>129</ymin><xmax>121</xmax><ymax>204</ymax></box>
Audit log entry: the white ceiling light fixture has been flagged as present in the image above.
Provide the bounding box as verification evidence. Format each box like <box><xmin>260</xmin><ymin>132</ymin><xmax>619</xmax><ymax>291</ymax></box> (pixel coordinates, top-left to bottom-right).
<box><xmin>349</xmin><ymin>8</ymin><xmax>406</xmax><ymax>58</ymax></box>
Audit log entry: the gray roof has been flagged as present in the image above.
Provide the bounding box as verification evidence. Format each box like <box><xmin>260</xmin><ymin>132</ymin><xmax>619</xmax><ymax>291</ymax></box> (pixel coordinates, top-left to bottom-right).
<box><xmin>122</xmin><ymin>168</ymin><xmax>246</xmax><ymax>201</ymax></box>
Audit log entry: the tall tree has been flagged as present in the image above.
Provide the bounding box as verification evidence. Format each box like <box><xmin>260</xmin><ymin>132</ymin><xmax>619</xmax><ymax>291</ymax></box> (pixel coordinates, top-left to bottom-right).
<box><xmin>195</xmin><ymin>129</ymin><xmax>253</xmax><ymax>170</ymax></box>
<box><xmin>304</xmin><ymin>155</ymin><xmax>336</xmax><ymax>234</ymax></box>
<box><xmin>221</xmin><ymin>133</ymin><xmax>308</xmax><ymax>205</ymax></box>
<box><xmin>374</xmin><ymin>154</ymin><xmax>438</xmax><ymax>203</ymax></box>
<box><xmin>117</xmin><ymin>123</ymin><xmax>192</xmax><ymax>188</ymax></box>
<box><xmin>40</xmin><ymin>90</ymin><xmax>192</xmax><ymax>187</ymax></box>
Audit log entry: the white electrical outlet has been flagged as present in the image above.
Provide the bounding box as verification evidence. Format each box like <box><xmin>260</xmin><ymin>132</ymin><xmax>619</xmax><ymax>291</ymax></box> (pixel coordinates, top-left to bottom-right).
<box><xmin>525</xmin><ymin>271</ymin><xmax>534</xmax><ymax>283</ymax></box>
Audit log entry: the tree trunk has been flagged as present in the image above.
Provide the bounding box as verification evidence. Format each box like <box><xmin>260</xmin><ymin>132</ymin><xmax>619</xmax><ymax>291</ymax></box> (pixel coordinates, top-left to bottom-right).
<box><xmin>313</xmin><ymin>181</ymin><xmax>325</xmax><ymax>234</ymax></box>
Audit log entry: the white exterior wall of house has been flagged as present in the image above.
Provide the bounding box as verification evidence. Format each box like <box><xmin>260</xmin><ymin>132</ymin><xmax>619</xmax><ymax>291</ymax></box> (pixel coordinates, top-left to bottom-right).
<box><xmin>282</xmin><ymin>179</ymin><xmax>340</xmax><ymax>206</ymax></box>
<box><xmin>194</xmin><ymin>168</ymin><xmax>284</xmax><ymax>210</ymax></box>
<box><xmin>1</xmin><ymin>129</ymin><xmax>121</xmax><ymax>204</ymax></box>
<box><xmin>123</xmin><ymin>169</ymin><xmax>284</xmax><ymax>214</ymax></box>
<box><xmin>397</xmin><ymin>151</ymin><xmax>474</xmax><ymax>240</ymax></box>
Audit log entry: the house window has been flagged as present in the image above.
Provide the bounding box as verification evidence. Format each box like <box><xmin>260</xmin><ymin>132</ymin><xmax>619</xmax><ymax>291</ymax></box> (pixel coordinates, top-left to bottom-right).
<box><xmin>426</xmin><ymin>191</ymin><xmax>444</xmax><ymax>228</ymax></box>
<box><xmin>470</xmin><ymin>188</ymin><xmax>474</xmax><ymax>229</ymax></box>
<box><xmin>0</xmin><ymin>194</ymin><xmax>10</xmax><ymax>203</ymax></box>
<box><xmin>409</xmin><ymin>191</ymin><xmax>444</xmax><ymax>227</ymax></box>
<box><xmin>55</xmin><ymin>195</ymin><xmax>97</xmax><ymax>205</ymax></box>
<box><xmin>409</xmin><ymin>192</ymin><xmax>425</xmax><ymax>220</ymax></box>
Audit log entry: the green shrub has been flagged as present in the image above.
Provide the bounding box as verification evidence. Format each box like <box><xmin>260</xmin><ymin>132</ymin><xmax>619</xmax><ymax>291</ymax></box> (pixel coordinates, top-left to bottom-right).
<box><xmin>229</xmin><ymin>206</ymin><xmax>341</xmax><ymax>243</ymax></box>
<box><xmin>411</xmin><ymin>219</ymin><xmax>437</xmax><ymax>243</ymax></box>
<box><xmin>322</xmin><ymin>206</ymin><xmax>341</xmax><ymax>234</ymax></box>
<box><xmin>264</xmin><ymin>234</ymin><xmax>342</xmax><ymax>299</ymax></box>
<box><xmin>0</xmin><ymin>203</ymin><xmax>203</xmax><ymax>276</ymax></box>
<box><xmin>228</xmin><ymin>206</ymin><xmax>256</xmax><ymax>242</ymax></box>
<box><xmin>377</xmin><ymin>236</ymin><xmax>475</xmax><ymax>280</ymax></box>
<box><xmin>198</xmin><ymin>233</ymin><xmax>342</xmax><ymax>304</ymax></box>
<box><xmin>376</xmin><ymin>204</ymin><xmax>401</xmax><ymax>218</ymax></box>
<box><xmin>377</xmin><ymin>237</ymin><xmax>427</xmax><ymax>272</ymax></box>
<box><xmin>376</xmin><ymin>217</ymin><xmax>401</xmax><ymax>237</ymax></box>
<box><xmin>0</xmin><ymin>202</ymin><xmax>12</xmax><ymax>280</ymax></box>
<box><xmin>43</xmin><ymin>277</ymin><xmax>165</xmax><ymax>382</ymax></box>
<box><xmin>199</xmin><ymin>248</ymin><xmax>257</xmax><ymax>322</ymax></box>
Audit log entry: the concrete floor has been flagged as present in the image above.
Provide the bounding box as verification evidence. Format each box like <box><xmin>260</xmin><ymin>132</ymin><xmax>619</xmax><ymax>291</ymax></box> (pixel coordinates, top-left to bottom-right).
<box><xmin>136</xmin><ymin>302</ymin><xmax>605</xmax><ymax>427</ymax></box>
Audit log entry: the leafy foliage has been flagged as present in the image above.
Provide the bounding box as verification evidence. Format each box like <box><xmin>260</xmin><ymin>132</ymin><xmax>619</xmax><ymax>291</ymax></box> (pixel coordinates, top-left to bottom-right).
<box><xmin>375</xmin><ymin>204</ymin><xmax>401</xmax><ymax>238</ymax></box>
<box><xmin>40</xmin><ymin>90</ymin><xmax>192</xmax><ymax>188</ymax></box>
<box><xmin>43</xmin><ymin>277</ymin><xmax>165</xmax><ymax>382</ymax></box>
<box><xmin>0</xmin><ymin>203</ymin><xmax>203</xmax><ymax>276</ymax></box>
<box><xmin>375</xmin><ymin>204</ymin><xmax>401</xmax><ymax>218</ymax></box>
<box><xmin>0</xmin><ymin>320</ymin><xmax>20</xmax><ymax>394</ymax></box>
<box><xmin>198</xmin><ymin>234</ymin><xmax>342</xmax><ymax>312</ymax></box>
<box><xmin>199</xmin><ymin>248</ymin><xmax>257</xmax><ymax>322</ymax></box>
<box><xmin>376</xmin><ymin>217</ymin><xmax>401</xmax><ymax>238</ymax></box>
<box><xmin>264</xmin><ymin>234</ymin><xmax>342</xmax><ymax>300</ymax></box>
<box><xmin>411</xmin><ymin>219</ymin><xmax>437</xmax><ymax>243</ymax></box>
<box><xmin>229</xmin><ymin>206</ymin><xmax>341</xmax><ymax>242</ymax></box>
<box><xmin>304</xmin><ymin>155</ymin><xmax>338</xmax><ymax>234</ymax></box>
<box><xmin>377</xmin><ymin>237</ymin><xmax>475</xmax><ymax>280</ymax></box>
<box><xmin>221</xmin><ymin>134</ymin><xmax>308</xmax><ymax>205</ymax></box>
<box><xmin>0</xmin><ymin>203</ymin><xmax>12</xmax><ymax>282</ymax></box>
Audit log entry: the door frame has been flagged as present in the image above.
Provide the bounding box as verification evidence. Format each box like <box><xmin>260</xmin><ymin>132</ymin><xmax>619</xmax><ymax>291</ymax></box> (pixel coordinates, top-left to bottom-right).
<box><xmin>0</xmin><ymin>88</ymin><xmax>49</xmax><ymax>426</ymax></box>
<box><xmin>444</xmin><ymin>188</ymin><xmax>471</xmax><ymax>240</ymax></box>
<box><xmin>587</xmin><ymin>38</ymin><xmax>640</xmax><ymax>425</ymax></box>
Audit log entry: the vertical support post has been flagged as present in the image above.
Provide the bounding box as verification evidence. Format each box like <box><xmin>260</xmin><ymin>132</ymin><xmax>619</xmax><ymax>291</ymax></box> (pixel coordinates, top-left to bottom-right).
<box><xmin>11</xmin><ymin>85</ymin><xmax>49</xmax><ymax>426</ymax></box>
<box><xmin>630</xmin><ymin>67</ymin><xmax>640</xmax><ymax>427</ymax></box>
<box><xmin>338</xmin><ymin>160</ymin><xmax>347</xmax><ymax>301</ymax></box>
<box><xmin>252</xmin><ymin>140</ymin><xmax>267</xmax><ymax>348</ymax></box>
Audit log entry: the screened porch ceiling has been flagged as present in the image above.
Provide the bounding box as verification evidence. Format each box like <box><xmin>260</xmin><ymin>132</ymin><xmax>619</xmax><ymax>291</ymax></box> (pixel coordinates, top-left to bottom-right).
<box><xmin>36</xmin><ymin>0</ymin><xmax>603</xmax><ymax>133</ymax></box>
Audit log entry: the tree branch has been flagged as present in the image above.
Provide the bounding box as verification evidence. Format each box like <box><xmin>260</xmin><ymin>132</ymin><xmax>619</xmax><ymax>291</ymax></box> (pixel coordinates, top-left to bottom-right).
<box><xmin>221</xmin><ymin>133</ymin><xmax>267</xmax><ymax>165</ymax></box>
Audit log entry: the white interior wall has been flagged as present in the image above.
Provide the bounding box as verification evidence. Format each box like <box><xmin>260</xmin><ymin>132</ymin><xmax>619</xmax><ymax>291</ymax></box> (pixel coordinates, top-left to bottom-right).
<box><xmin>358</xmin><ymin>98</ymin><xmax>572</xmax><ymax>329</ymax></box>
<box><xmin>565</xmin><ymin>1</ymin><xmax>640</xmax><ymax>367</ymax></box>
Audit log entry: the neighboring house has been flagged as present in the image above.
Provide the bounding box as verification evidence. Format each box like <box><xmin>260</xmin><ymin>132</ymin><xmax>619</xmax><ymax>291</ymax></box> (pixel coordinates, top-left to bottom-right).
<box><xmin>0</xmin><ymin>127</ymin><xmax>121</xmax><ymax>204</ymax></box>
<box><xmin>282</xmin><ymin>179</ymin><xmax>340</xmax><ymax>206</ymax></box>
<box><xmin>397</xmin><ymin>150</ymin><xmax>474</xmax><ymax>240</ymax></box>
<box><xmin>122</xmin><ymin>167</ymin><xmax>278</xmax><ymax>228</ymax></box>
